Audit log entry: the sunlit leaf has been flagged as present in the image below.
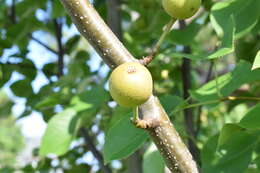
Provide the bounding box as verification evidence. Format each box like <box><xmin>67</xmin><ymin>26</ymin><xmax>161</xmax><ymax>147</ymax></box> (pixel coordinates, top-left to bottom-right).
<box><xmin>40</xmin><ymin>108</ymin><xmax>80</xmax><ymax>156</ymax></box>
<box><xmin>252</xmin><ymin>51</ymin><xmax>260</xmax><ymax>70</ymax></box>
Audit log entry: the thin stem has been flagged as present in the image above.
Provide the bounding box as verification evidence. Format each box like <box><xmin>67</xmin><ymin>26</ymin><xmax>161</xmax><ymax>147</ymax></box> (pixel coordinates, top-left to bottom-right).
<box><xmin>153</xmin><ymin>18</ymin><xmax>176</xmax><ymax>56</ymax></box>
<box><xmin>133</xmin><ymin>106</ymin><xmax>139</xmax><ymax>122</ymax></box>
<box><xmin>139</xmin><ymin>18</ymin><xmax>176</xmax><ymax>65</ymax></box>
<box><xmin>226</xmin><ymin>96</ymin><xmax>260</xmax><ymax>101</ymax></box>
<box><xmin>174</xmin><ymin>96</ymin><xmax>260</xmax><ymax>114</ymax></box>
<box><xmin>174</xmin><ymin>99</ymin><xmax>220</xmax><ymax>114</ymax></box>
<box><xmin>29</xmin><ymin>34</ymin><xmax>58</xmax><ymax>55</ymax></box>
<box><xmin>80</xmin><ymin>127</ymin><xmax>112</xmax><ymax>173</ymax></box>
<box><xmin>53</xmin><ymin>18</ymin><xmax>64</xmax><ymax>77</ymax></box>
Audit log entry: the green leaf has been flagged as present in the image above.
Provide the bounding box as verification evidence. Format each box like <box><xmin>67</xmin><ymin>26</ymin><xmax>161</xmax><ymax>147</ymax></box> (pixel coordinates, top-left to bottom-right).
<box><xmin>252</xmin><ymin>51</ymin><xmax>260</xmax><ymax>70</ymax></box>
<box><xmin>239</xmin><ymin>104</ymin><xmax>260</xmax><ymax>130</ymax></box>
<box><xmin>40</xmin><ymin>109</ymin><xmax>79</xmax><ymax>156</ymax></box>
<box><xmin>70</xmin><ymin>86</ymin><xmax>109</xmax><ymax>112</ymax></box>
<box><xmin>104</xmin><ymin>112</ymin><xmax>148</xmax><ymax>163</ymax></box>
<box><xmin>16</xmin><ymin>59</ymin><xmax>37</xmax><ymax>80</ymax></box>
<box><xmin>202</xmin><ymin>132</ymin><xmax>256</xmax><ymax>173</ymax></box>
<box><xmin>252</xmin><ymin>156</ymin><xmax>260</xmax><ymax>170</ymax></box>
<box><xmin>7</xmin><ymin>17</ymin><xmax>44</xmax><ymax>49</ymax></box>
<box><xmin>65</xmin><ymin>35</ymin><xmax>81</xmax><ymax>54</ymax></box>
<box><xmin>35</xmin><ymin>93</ymin><xmax>61</xmax><ymax>109</ymax></box>
<box><xmin>170</xmin><ymin>16</ymin><xmax>234</xmax><ymax>60</ymax></box>
<box><xmin>218</xmin><ymin>123</ymin><xmax>244</xmax><ymax>147</ymax></box>
<box><xmin>42</xmin><ymin>63</ymin><xmax>56</xmax><ymax>78</ymax></box>
<box><xmin>169</xmin><ymin>22</ymin><xmax>201</xmax><ymax>45</ymax></box>
<box><xmin>191</xmin><ymin>61</ymin><xmax>260</xmax><ymax>103</ymax></box>
<box><xmin>16</xmin><ymin>0</ymin><xmax>46</xmax><ymax>20</ymax></box>
<box><xmin>52</xmin><ymin>0</ymin><xmax>66</xmax><ymax>18</ymax></box>
<box><xmin>210</xmin><ymin>0</ymin><xmax>260</xmax><ymax>39</ymax></box>
<box><xmin>245</xmin><ymin>168</ymin><xmax>260</xmax><ymax>173</ymax></box>
<box><xmin>10</xmin><ymin>79</ymin><xmax>33</xmax><ymax>98</ymax></box>
<box><xmin>159</xmin><ymin>95</ymin><xmax>183</xmax><ymax>115</ymax></box>
<box><xmin>143</xmin><ymin>144</ymin><xmax>164</xmax><ymax>173</ymax></box>
<box><xmin>0</xmin><ymin>167</ymin><xmax>15</xmax><ymax>173</ymax></box>
<box><xmin>64</xmin><ymin>164</ymin><xmax>90</xmax><ymax>173</ymax></box>
<box><xmin>0</xmin><ymin>64</ymin><xmax>14</xmax><ymax>88</ymax></box>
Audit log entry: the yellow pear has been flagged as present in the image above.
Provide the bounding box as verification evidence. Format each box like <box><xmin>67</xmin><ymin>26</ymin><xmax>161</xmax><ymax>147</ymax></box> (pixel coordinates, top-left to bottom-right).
<box><xmin>109</xmin><ymin>62</ymin><xmax>153</xmax><ymax>107</ymax></box>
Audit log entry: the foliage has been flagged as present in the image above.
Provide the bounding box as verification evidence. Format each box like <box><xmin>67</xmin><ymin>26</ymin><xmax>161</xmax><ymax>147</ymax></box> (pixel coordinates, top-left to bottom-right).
<box><xmin>0</xmin><ymin>91</ymin><xmax>24</xmax><ymax>168</ymax></box>
<box><xmin>0</xmin><ymin>0</ymin><xmax>259</xmax><ymax>172</ymax></box>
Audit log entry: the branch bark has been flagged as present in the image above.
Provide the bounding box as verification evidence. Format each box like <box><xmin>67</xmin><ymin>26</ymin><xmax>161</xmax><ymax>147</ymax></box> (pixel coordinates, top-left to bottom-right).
<box><xmin>60</xmin><ymin>0</ymin><xmax>199</xmax><ymax>172</ymax></box>
<box><xmin>60</xmin><ymin>0</ymin><xmax>136</xmax><ymax>68</ymax></box>
<box><xmin>80</xmin><ymin>128</ymin><xmax>112</xmax><ymax>173</ymax></box>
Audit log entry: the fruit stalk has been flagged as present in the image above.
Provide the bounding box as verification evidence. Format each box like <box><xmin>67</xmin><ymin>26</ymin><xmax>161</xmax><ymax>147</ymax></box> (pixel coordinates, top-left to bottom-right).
<box><xmin>60</xmin><ymin>0</ymin><xmax>199</xmax><ymax>172</ymax></box>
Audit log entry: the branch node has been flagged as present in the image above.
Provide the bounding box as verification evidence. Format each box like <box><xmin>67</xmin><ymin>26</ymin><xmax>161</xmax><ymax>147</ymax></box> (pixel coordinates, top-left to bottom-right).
<box><xmin>131</xmin><ymin>117</ymin><xmax>160</xmax><ymax>129</ymax></box>
<box><xmin>139</xmin><ymin>54</ymin><xmax>154</xmax><ymax>66</ymax></box>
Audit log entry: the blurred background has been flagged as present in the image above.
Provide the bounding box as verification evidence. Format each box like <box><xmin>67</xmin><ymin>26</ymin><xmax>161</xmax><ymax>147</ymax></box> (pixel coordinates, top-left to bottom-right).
<box><xmin>0</xmin><ymin>0</ymin><xmax>260</xmax><ymax>172</ymax></box>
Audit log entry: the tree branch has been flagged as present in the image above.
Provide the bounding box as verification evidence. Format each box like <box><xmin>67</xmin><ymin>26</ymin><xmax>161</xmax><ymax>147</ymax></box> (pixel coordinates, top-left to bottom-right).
<box><xmin>80</xmin><ymin>127</ymin><xmax>112</xmax><ymax>173</ymax></box>
<box><xmin>60</xmin><ymin>0</ymin><xmax>199</xmax><ymax>172</ymax></box>
<box><xmin>29</xmin><ymin>34</ymin><xmax>58</xmax><ymax>55</ymax></box>
<box><xmin>138</xmin><ymin>96</ymin><xmax>199</xmax><ymax>173</ymax></box>
<box><xmin>106</xmin><ymin>0</ymin><xmax>122</xmax><ymax>41</ymax></box>
<box><xmin>60</xmin><ymin>0</ymin><xmax>136</xmax><ymax>68</ymax></box>
<box><xmin>53</xmin><ymin>19</ymin><xmax>64</xmax><ymax>77</ymax></box>
<box><xmin>179</xmin><ymin>20</ymin><xmax>200</xmax><ymax>164</ymax></box>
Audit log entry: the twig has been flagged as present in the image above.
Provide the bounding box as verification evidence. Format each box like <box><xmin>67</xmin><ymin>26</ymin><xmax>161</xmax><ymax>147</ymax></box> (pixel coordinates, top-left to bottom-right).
<box><xmin>29</xmin><ymin>34</ymin><xmax>58</xmax><ymax>55</ymax></box>
<box><xmin>179</xmin><ymin>20</ymin><xmax>200</xmax><ymax>164</ymax></box>
<box><xmin>139</xmin><ymin>18</ymin><xmax>176</xmax><ymax>65</ymax></box>
<box><xmin>80</xmin><ymin>127</ymin><xmax>112</xmax><ymax>173</ymax></box>
<box><xmin>173</xmin><ymin>96</ymin><xmax>260</xmax><ymax>114</ymax></box>
<box><xmin>53</xmin><ymin>19</ymin><xmax>64</xmax><ymax>77</ymax></box>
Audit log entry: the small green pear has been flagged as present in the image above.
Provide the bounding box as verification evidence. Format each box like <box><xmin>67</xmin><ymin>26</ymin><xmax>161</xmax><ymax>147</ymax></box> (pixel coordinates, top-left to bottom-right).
<box><xmin>109</xmin><ymin>62</ymin><xmax>153</xmax><ymax>107</ymax></box>
<box><xmin>162</xmin><ymin>0</ymin><xmax>201</xmax><ymax>19</ymax></box>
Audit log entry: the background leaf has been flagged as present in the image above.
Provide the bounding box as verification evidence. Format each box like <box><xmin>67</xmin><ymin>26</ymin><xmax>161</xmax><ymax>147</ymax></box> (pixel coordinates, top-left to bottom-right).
<box><xmin>191</xmin><ymin>60</ymin><xmax>260</xmax><ymax>102</ymax></box>
<box><xmin>239</xmin><ymin>104</ymin><xmax>260</xmax><ymax>130</ymax></box>
<box><xmin>40</xmin><ymin>108</ymin><xmax>79</xmax><ymax>156</ymax></box>
<box><xmin>104</xmin><ymin>112</ymin><xmax>148</xmax><ymax>163</ymax></box>
<box><xmin>143</xmin><ymin>144</ymin><xmax>164</xmax><ymax>173</ymax></box>
<box><xmin>252</xmin><ymin>51</ymin><xmax>260</xmax><ymax>70</ymax></box>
